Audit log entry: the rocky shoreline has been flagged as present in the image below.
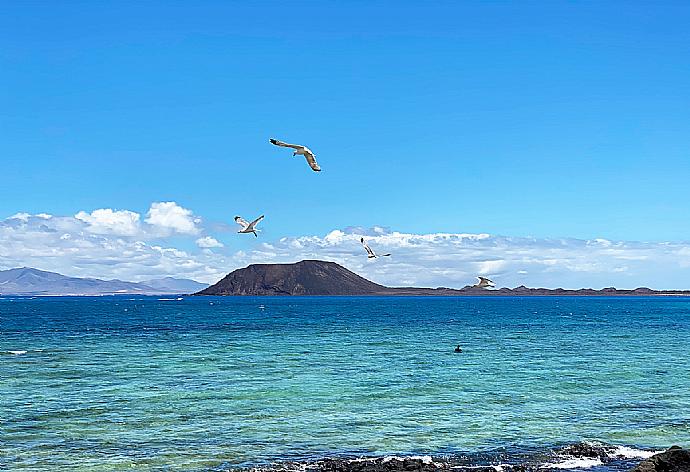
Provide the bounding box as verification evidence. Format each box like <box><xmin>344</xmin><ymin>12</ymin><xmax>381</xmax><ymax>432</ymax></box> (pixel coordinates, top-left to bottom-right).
<box><xmin>239</xmin><ymin>445</ymin><xmax>689</xmax><ymax>472</ymax></box>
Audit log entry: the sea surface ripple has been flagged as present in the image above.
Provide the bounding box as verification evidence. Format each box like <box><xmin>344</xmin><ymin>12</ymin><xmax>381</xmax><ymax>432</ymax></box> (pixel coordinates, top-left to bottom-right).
<box><xmin>1</xmin><ymin>296</ymin><xmax>689</xmax><ymax>471</ymax></box>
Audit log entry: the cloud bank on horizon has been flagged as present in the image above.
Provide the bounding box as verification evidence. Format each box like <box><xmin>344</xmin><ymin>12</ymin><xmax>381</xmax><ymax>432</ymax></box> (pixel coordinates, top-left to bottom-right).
<box><xmin>2</xmin><ymin>201</ymin><xmax>690</xmax><ymax>289</ymax></box>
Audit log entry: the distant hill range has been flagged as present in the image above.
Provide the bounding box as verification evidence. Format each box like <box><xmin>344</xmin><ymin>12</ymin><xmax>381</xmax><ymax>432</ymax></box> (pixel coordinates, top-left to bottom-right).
<box><xmin>0</xmin><ymin>267</ymin><xmax>207</xmax><ymax>296</ymax></box>
<box><xmin>197</xmin><ymin>260</ymin><xmax>690</xmax><ymax>296</ymax></box>
<box><xmin>141</xmin><ymin>277</ymin><xmax>209</xmax><ymax>294</ymax></box>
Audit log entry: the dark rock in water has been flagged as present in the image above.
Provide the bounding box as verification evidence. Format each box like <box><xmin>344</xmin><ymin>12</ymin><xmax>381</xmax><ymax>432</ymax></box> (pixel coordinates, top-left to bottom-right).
<box><xmin>312</xmin><ymin>458</ymin><xmax>441</xmax><ymax>472</ymax></box>
<box><xmin>632</xmin><ymin>446</ymin><xmax>690</xmax><ymax>472</ymax></box>
<box><xmin>236</xmin><ymin>444</ymin><xmax>667</xmax><ymax>472</ymax></box>
<box><xmin>555</xmin><ymin>443</ymin><xmax>615</xmax><ymax>459</ymax></box>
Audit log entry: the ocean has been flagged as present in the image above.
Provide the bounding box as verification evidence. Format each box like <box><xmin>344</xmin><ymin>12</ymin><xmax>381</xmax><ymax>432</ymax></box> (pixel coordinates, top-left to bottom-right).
<box><xmin>1</xmin><ymin>296</ymin><xmax>689</xmax><ymax>471</ymax></box>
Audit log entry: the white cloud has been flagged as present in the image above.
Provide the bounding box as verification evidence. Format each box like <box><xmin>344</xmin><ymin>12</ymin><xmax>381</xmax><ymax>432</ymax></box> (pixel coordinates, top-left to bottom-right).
<box><xmin>75</xmin><ymin>208</ymin><xmax>141</xmax><ymax>236</ymax></box>
<box><xmin>476</xmin><ymin>259</ymin><xmax>506</xmax><ymax>274</ymax></box>
<box><xmin>223</xmin><ymin>228</ymin><xmax>690</xmax><ymax>290</ymax></box>
<box><xmin>3</xmin><ymin>208</ymin><xmax>690</xmax><ymax>290</ymax></box>
<box><xmin>71</xmin><ymin>202</ymin><xmax>201</xmax><ymax>238</ymax></box>
<box><xmin>145</xmin><ymin>202</ymin><xmax>201</xmax><ymax>235</ymax></box>
<box><xmin>0</xmin><ymin>205</ymin><xmax>222</xmax><ymax>284</ymax></box>
<box><xmin>9</xmin><ymin>212</ymin><xmax>31</xmax><ymax>222</ymax></box>
<box><xmin>196</xmin><ymin>236</ymin><xmax>224</xmax><ymax>248</ymax></box>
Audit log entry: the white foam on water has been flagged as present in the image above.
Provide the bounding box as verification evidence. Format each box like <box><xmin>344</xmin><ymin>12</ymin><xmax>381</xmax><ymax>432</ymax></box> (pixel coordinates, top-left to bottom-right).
<box><xmin>382</xmin><ymin>455</ymin><xmax>434</xmax><ymax>465</ymax></box>
<box><xmin>541</xmin><ymin>458</ymin><xmax>603</xmax><ymax>469</ymax></box>
<box><xmin>611</xmin><ymin>446</ymin><xmax>663</xmax><ymax>459</ymax></box>
<box><xmin>8</xmin><ymin>350</ymin><xmax>27</xmax><ymax>355</ymax></box>
<box><xmin>453</xmin><ymin>464</ymin><xmax>512</xmax><ymax>471</ymax></box>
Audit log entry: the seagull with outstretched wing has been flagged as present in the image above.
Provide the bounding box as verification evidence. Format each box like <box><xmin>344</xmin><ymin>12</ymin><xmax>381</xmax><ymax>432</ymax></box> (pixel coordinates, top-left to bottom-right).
<box><xmin>361</xmin><ymin>237</ymin><xmax>391</xmax><ymax>259</ymax></box>
<box><xmin>269</xmin><ymin>138</ymin><xmax>321</xmax><ymax>172</ymax></box>
<box><xmin>234</xmin><ymin>215</ymin><xmax>264</xmax><ymax>237</ymax></box>
<box><xmin>474</xmin><ymin>276</ymin><xmax>495</xmax><ymax>288</ymax></box>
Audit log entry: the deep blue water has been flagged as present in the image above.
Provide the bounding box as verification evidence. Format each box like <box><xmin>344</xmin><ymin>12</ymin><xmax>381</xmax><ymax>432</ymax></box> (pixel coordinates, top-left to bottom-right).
<box><xmin>1</xmin><ymin>296</ymin><xmax>689</xmax><ymax>471</ymax></box>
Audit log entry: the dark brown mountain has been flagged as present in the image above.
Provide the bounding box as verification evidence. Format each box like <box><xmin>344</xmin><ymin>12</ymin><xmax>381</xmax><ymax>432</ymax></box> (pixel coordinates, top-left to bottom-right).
<box><xmin>196</xmin><ymin>260</ymin><xmax>387</xmax><ymax>296</ymax></box>
<box><xmin>196</xmin><ymin>260</ymin><xmax>690</xmax><ymax>296</ymax></box>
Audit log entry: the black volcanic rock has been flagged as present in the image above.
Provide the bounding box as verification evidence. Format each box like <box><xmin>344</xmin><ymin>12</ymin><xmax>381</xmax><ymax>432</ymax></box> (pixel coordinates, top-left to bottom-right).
<box><xmin>196</xmin><ymin>260</ymin><xmax>690</xmax><ymax>297</ymax></box>
<box><xmin>196</xmin><ymin>260</ymin><xmax>387</xmax><ymax>296</ymax></box>
<box><xmin>314</xmin><ymin>458</ymin><xmax>440</xmax><ymax>472</ymax></box>
<box><xmin>556</xmin><ymin>443</ymin><xmax>615</xmax><ymax>459</ymax></box>
<box><xmin>632</xmin><ymin>446</ymin><xmax>690</xmax><ymax>472</ymax></box>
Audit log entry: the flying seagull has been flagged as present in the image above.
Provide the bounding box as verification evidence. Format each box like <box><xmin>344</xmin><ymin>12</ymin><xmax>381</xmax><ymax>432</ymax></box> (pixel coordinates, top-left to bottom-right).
<box><xmin>234</xmin><ymin>215</ymin><xmax>264</xmax><ymax>237</ymax></box>
<box><xmin>474</xmin><ymin>276</ymin><xmax>495</xmax><ymax>288</ymax></box>
<box><xmin>269</xmin><ymin>138</ymin><xmax>321</xmax><ymax>172</ymax></box>
<box><xmin>361</xmin><ymin>237</ymin><xmax>391</xmax><ymax>259</ymax></box>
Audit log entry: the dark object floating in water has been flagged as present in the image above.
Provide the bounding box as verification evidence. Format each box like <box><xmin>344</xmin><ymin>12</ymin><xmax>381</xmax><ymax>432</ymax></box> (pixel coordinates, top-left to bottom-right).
<box><xmin>195</xmin><ymin>260</ymin><xmax>690</xmax><ymax>297</ymax></box>
<box><xmin>633</xmin><ymin>446</ymin><xmax>690</xmax><ymax>472</ymax></box>
<box><xmin>454</xmin><ymin>345</ymin><xmax>462</xmax><ymax>353</ymax></box>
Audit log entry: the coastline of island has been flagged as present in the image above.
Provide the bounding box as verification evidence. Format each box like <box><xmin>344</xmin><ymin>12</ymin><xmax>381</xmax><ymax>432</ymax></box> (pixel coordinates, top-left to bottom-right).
<box><xmin>196</xmin><ymin>260</ymin><xmax>690</xmax><ymax>297</ymax></box>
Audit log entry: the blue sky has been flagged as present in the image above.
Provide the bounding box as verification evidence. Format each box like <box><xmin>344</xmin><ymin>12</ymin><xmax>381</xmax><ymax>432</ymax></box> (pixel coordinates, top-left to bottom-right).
<box><xmin>2</xmin><ymin>1</ymin><xmax>690</xmax><ymax>287</ymax></box>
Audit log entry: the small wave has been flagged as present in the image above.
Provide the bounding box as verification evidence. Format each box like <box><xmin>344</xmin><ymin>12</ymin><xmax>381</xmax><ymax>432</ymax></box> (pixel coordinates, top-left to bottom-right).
<box><xmin>382</xmin><ymin>455</ymin><xmax>434</xmax><ymax>465</ymax></box>
<box><xmin>542</xmin><ymin>441</ymin><xmax>662</xmax><ymax>469</ymax></box>
<box><xmin>7</xmin><ymin>350</ymin><xmax>27</xmax><ymax>355</ymax></box>
<box><xmin>541</xmin><ymin>458</ymin><xmax>603</xmax><ymax>469</ymax></box>
<box><xmin>610</xmin><ymin>446</ymin><xmax>664</xmax><ymax>459</ymax></box>
<box><xmin>452</xmin><ymin>464</ymin><xmax>513</xmax><ymax>471</ymax></box>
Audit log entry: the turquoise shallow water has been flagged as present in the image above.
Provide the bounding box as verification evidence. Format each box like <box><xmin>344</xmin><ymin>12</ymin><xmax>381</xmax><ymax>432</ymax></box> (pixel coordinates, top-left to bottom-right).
<box><xmin>1</xmin><ymin>296</ymin><xmax>689</xmax><ymax>471</ymax></box>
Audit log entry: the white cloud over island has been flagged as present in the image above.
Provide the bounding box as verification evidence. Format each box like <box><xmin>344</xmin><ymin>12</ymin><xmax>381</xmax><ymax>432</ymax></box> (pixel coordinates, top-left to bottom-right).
<box><xmin>196</xmin><ymin>236</ymin><xmax>224</xmax><ymax>248</ymax></box>
<box><xmin>145</xmin><ymin>201</ymin><xmax>201</xmax><ymax>236</ymax></box>
<box><xmin>2</xmin><ymin>202</ymin><xmax>690</xmax><ymax>288</ymax></box>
